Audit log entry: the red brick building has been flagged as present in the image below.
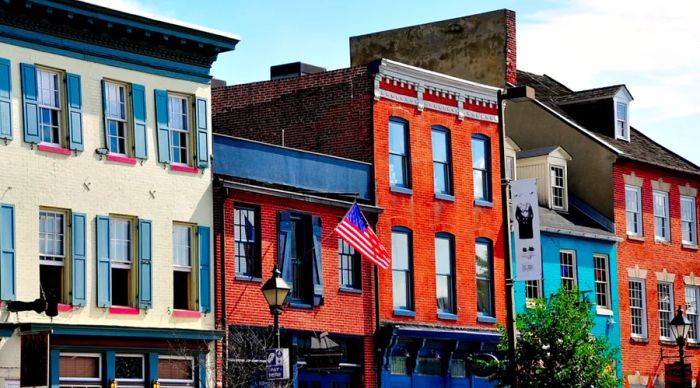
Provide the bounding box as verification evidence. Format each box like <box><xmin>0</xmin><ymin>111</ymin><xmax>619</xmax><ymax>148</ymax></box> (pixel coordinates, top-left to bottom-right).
<box><xmin>213</xmin><ymin>59</ymin><xmax>505</xmax><ymax>387</ymax></box>
<box><xmin>213</xmin><ymin>134</ymin><xmax>378</xmax><ymax>387</ymax></box>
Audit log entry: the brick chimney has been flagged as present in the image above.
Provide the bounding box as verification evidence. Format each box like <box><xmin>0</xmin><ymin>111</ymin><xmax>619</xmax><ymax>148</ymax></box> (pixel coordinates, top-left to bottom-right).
<box><xmin>505</xmin><ymin>10</ymin><xmax>517</xmax><ymax>85</ymax></box>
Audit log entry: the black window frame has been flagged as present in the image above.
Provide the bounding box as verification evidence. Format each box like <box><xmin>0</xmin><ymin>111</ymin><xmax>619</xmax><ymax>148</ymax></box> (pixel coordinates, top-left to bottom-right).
<box><xmin>435</xmin><ymin>232</ymin><xmax>456</xmax><ymax>316</ymax></box>
<box><xmin>475</xmin><ymin>237</ymin><xmax>494</xmax><ymax>319</ymax></box>
<box><xmin>389</xmin><ymin>117</ymin><xmax>411</xmax><ymax>190</ymax></box>
<box><xmin>234</xmin><ymin>203</ymin><xmax>262</xmax><ymax>279</ymax></box>
<box><xmin>338</xmin><ymin>237</ymin><xmax>362</xmax><ymax>291</ymax></box>
<box><xmin>391</xmin><ymin>226</ymin><xmax>414</xmax><ymax>313</ymax></box>
<box><xmin>472</xmin><ymin>134</ymin><xmax>492</xmax><ymax>203</ymax></box>
<box><xmin>288</xmin><ymin>212</ymin><xmax>314</xmax><ymax>305</ymax></box>
<box><xmin>431</xmin><ymin>125</ymin><xmax>453</xmax><ymax>196</ymax></box>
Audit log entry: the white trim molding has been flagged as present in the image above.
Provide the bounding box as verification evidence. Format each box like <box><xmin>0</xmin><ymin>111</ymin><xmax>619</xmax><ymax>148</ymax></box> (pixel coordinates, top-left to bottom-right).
<box><xmin>685</xmin><ymin>272</ymin><xmax>700</xmax><ymax>286</ymax></box>
<box><xmin>680</xmin><ymin>183</ymin><xmax>698</xmax><ymax>198</ymax></box>
<box><xmin>655</xmin><ymin>268</ymin><xmax>676</xmax><ymax>283</ymax></box>
<box><xmin>651</xmin><ymin>178</ymin><xmax>671</xmax><ymax>193</ymax></box>
<box><xmin>627</xmin><ymin>264</ymin><xmax>647</xmax><ymax>279</ymax></box>
<box><xmin>623</xmin><ymin>172</ymin><xmax>644</xmax><ymax>187</ymax></box>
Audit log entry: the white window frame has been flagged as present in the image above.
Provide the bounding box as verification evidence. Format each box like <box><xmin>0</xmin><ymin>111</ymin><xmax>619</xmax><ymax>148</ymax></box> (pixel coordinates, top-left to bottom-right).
<box><xmin>158</xmin><ymin>355</ymin><xmax>196</xmax><ymax>385</ymax></box>
<box><xmin>687</xmin><ymin>285</ymin><xmax>700</xmax><ymax>343</ymax></box>
<box><xmin>615</xmin><ymin>100</ymin><xmax>629</xmax><ymax>141</ymax></box>
<box><xmin>593</xmin><ymin>254</ymin><xmax>612</xmax><ymax>312</ymax></box>
<box><xmin>657</xmin><ymin>281</ymin><xmax>674</xmax><ymax>341</ymax></box>
<box><xmin>625</xmin><ymin>185</ymin><xmax>643</xmax><ymax>237</ymax></box>
<box><xmin>629</xmin><ymin>278</ymin><xmax>648</xmax><ymax>339</ymax></box>
<box><xmin>681</xmin><ymin>195</ymin><xmax>697</xmax><ymax>245</ymax></box>
<box><xmin>550</xmin><ymin>164</ymin><xmax>566</xmax><ymax>210</ymax></box>
<box><xmin>173</xmin><ymin>224</ymin><xmax>193</xmax><ymax>273</ymax></box>
<box><xmin>114</xmin><ymin>353</ymin><xmax>145</xmax><ymax>383</ymax></box>
<box><xmin>104</xmin><ymin>81</ymin><xmax>129</xmax><ymax>155</ymax></box>
<box><xmin>168</xmin><ymin>94</ymin><xmax>191</xmax><ymax>166</ymax></box>
<box><xmin>653</xmin><ymin>190</ymin><xmax>670</xmax><ymax>242</ymax></box>
<box><xmin>37</xmin><ymin>68</ymin><xmax>62</xmax><ymax>146</ymax></box>
<box><xmin>525</xmin><ymin>279</ymin><xmax>543</xmax><ymax>308</ymax></box>
<box><xmin>110</xmin><ymin>217</ymin><xmax>133</xmax><ymax>269</ymax></box>
<box><xmin>39</xmin><ymin>210</ymin><xmax>66</xmax><ymax>266</ymax></box>
<box><xmin>59</xmin><ymin>352</ymin><xmax>102</xmax><ymax>383</ymax></box>
<box><xmin>559</xmin><ymin>250</ymin><xmax>577</xmax><ymax>291</ymax></box>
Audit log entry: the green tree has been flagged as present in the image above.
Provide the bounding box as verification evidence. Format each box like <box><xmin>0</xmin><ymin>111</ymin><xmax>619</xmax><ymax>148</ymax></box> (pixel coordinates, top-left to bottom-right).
<box><xmin>493</xmin><ymin>288</ymin><xmax>621</xmax><ymax>387</ymax></box>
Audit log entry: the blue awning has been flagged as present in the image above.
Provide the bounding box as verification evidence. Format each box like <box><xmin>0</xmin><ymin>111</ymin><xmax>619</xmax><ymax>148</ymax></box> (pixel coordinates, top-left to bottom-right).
<box><xmin>392</xmin><ymin>326</ymin><xmax>500</xmax><ymax>342</ymax></box>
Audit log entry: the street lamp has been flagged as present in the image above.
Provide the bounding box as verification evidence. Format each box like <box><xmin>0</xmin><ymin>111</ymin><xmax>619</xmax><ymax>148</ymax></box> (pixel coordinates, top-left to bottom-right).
<box><xmin>261</xmin><ymin>264</ymin><xmax>291</xmax><ymax>348</ymax></box>
<box><xmin>670</xmin><ymin>305</ymin><xmax>692</xmax><ymax>369</ymax></box>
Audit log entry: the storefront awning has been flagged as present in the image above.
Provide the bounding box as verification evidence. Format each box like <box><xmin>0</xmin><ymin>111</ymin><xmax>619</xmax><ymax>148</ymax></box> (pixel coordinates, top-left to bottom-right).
<box><xmin>15</xmin><ymin>323</ymin><xmax>224</xmax><ymax>340</ymax></box>
<box><xmin>392</xmin><ymin>325</ymin><xmax>500</xmax><ymax>342</ymax></box>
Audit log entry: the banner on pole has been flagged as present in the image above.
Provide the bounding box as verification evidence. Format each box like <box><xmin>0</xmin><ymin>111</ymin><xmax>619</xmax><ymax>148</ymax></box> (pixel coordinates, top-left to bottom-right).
<box><xmin>511</xmin><ymin>178</ymin><xmax>543</xmax><ymax>281</ymax></box>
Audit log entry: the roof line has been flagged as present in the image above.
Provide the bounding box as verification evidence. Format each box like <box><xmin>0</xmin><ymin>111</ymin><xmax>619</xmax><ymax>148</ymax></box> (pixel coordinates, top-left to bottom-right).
<box><xmin>541</xmin><ymin>73</ymin><xmax>573</xmax><ymax>93</ymax></box>
<box><xmin>528</xmin><ymin>99</ymin><xmax>623</xmax><ymax>155</ymax></box>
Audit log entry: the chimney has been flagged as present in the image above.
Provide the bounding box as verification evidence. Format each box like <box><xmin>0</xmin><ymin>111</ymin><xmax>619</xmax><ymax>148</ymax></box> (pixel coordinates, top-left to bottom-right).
<box><xmin>270</xmin><ymin>62</ymin><xmax>327</xmax><ymax>80</ymax></box>
<box><xmin>211</xmin><ymin>78</ymin><xmax>227</xmax><ymax>88</ymax></box>
<box><xmin>505</xmin><ymin>10</ymin><xmax>517</xmax><ymax>85</ymax></box>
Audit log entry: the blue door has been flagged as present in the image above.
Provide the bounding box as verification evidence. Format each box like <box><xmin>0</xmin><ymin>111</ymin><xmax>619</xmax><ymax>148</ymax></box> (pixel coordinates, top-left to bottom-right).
<box><xmin>297</xmin><ymin>371</ymin><xmax>355</xmax><ymax>388</ymax></box>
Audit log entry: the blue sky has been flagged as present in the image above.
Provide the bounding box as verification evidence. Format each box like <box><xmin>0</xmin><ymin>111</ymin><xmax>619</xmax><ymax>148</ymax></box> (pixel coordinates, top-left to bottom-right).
<box><xmin>116</xmin><ymin>0</ymin><xmax>700</xmax><ymax>165</ymax></box>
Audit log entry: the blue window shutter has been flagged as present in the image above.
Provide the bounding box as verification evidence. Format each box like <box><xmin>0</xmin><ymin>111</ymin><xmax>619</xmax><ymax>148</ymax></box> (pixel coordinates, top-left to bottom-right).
<box><xmin>0</xmin><ymin>204</ymin><xmax>15</xmax><ymax>300</ymax></box>
<box><xmin>101</xmin><ymin>80</ymin><xmax>108</xmax><ymax>149</ymax></box>
<box><xmin>277</xmin><ymin>211</ymin><xmax>293</xmax><ymax>283</ymax></box>
<box><xmin>154</xmin><ymin>89</ymin><xmax>170</xmax><ymax>163</ymax></box>
<box><xmin>0</xmin><ymin>58</ymin><xmax>11</xmax><ymax>140</ymax></box>
<box><xmin>96</xmin><ymin>215</ymin><xmax>111</xmax><ymax>307</ymax></box>
<box><xmin>311</xmin><ymin>215</ymin><xmax>324</xmax><ymax>306</ymax></box>
<box><xmin>195</xmin><ymin>98</ymin><xmax>209</xmax><ymax>168</ymax></box>
<box><xmin>138</xmin><ymin>219</ymin><xmax>152</xmax><ymax>308</ymax></box>
<box><xmin>66</xmin><ymin>73</ymin><xmax>83</xmax><ymax>151</ymax></box>
<box><xmin>71</xmin><ymin>212</ymin><xmax>87</xmax><ymax>306</ymax></box>
<box><xmin>198</xmin><ymin>225</ymin><xmax>211</xmax><ymax>313</ymax></box>
<box><xmin>20</xmin><ymin>63</ymin><xmax>39</xmax><ymax>144</ymax></box>
<box><xmin>132</xmin><ymin>83</ymin><xmax>148</xmax><ymax>159</ymax></box>
<box><xmin>198</xmin><ymin>353</ymin><xmax>207</xmax><ymax>388</ymax></box>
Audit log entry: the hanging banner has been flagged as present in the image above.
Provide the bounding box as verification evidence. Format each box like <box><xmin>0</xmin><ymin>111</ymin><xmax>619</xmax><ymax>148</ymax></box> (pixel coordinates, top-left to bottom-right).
<box><xmin>511</xmin><ymin>178</ymin><xmax>543</xmax><ymax>281</ymax></box>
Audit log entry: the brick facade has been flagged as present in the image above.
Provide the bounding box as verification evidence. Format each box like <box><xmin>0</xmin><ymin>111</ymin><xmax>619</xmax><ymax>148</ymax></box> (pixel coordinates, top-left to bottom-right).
<box><xmin>613</xmin><ymin>160</ymin><xmax>700</xmax><ymax>385</ymax></box>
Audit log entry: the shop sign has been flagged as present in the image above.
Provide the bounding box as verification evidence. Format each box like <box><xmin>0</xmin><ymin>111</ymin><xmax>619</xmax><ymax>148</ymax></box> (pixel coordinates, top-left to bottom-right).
<box><xmin>266</xmin><ymin>348</ymin><xmax>290</xmax><ymax>380</ymax></box>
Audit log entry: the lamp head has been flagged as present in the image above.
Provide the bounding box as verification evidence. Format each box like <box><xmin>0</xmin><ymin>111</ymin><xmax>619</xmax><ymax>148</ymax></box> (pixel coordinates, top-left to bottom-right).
<box><xmin>261</xmin><ymin>264</ymin><xmax>291</xmax><ymax>312</ymax></box>
<box><xmin>670</xmin><ymin>305</ymin><xmax>692</xmax><ymax>343</ymax></box>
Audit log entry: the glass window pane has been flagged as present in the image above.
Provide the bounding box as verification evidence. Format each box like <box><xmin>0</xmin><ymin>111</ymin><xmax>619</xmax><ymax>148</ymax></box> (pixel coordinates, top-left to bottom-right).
<box><xmin>431</xmin><ymin>129</ymin><xmax>447</xmax><ymax>163</ymax></box>
<box><xmin>115</xmin><ymin>356</ymin><xmax>143</xmax><ymax>380</ymax></box>
<box><xmin>392</xmin><ymin>271</ymin><xmax>407</xmax><ymax>308</ymax></box>
<box><xmin>389</xmin><ymin>121</ymin><xmax>406</xmax><ymax>155</ymax></box>
<box><xmin>472</xmin><ymin>138</ymin><xmax>486</xmax><ymax>169</ymax></box>
<box><xmin>392</xmin><ymin>232</ymin><xmax>409</xmax><ymax>270</ymax></box>
<box><xmin>435</xmin><ymin>237</ymin><xmax>451</xmax><ymax>275</ymax></box>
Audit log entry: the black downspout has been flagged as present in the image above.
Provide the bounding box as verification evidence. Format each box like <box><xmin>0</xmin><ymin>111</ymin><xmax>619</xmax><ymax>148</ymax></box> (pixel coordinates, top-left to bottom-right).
<box><xmin>497</xmin><ymin>90</ymin><xmax>518</xmax><ymax>387</ymax></box>
<box><xmin>218</xmin><ymin>184</ymin><xmax>228</xmax><ymax>386</ymax></box>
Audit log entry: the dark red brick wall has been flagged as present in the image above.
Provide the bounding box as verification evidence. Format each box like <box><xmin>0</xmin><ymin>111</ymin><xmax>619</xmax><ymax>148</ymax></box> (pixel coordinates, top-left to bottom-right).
<box><xmin>505</xmin><ymin>9</ymin><xmax>517</xmax><ymax>86</ymax></box>
<box><xmin>613</xmin><ymin>160</ymin><xmax>700</xmax><ymax>385</ymax></box>
<box><xmin>211</xmin><ymin>67</ymin><xmax>374</xmax><ymax>163</ymax></box>
<box><xmin>373</xmin><ymin>98</ymin><xmax>506</xmax><ymax>328</ymax></box>
<box><xmin>216</xmin><ymin>189</ymin><xmax>377</xmax><ymax>387</ymax></box>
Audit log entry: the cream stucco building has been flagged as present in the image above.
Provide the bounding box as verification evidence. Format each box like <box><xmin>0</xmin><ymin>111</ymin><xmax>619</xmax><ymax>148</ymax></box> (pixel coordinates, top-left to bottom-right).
<box><xmin>0</xmin><ymin>1</ymin><xmax>238</xmax><ymax>386</ymax></box>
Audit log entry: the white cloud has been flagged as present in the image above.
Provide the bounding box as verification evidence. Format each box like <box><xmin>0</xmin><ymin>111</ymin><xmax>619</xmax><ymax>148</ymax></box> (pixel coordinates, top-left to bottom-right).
<box><xmin>518</xmin><ymin>0</ymin><xmax>700</xmax><ymax>163</ymax></box>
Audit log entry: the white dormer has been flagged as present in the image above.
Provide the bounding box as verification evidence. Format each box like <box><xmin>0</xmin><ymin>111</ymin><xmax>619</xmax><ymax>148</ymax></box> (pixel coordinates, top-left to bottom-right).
<box><xmin>516</xmin><ymin>146</ymin><xmax>573</xmax><ymax>211</ymax></box>
<box><xmin>613</xmin><ymin>86</ymin><xmax>633</xmax><ymax>141</ymax></box>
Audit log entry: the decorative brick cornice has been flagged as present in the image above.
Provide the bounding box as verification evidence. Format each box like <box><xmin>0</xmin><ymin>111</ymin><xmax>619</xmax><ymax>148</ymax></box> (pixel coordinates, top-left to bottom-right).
<box><xmin>623</xmin><ymin>172</ymin><xmax>644</xmax><ymax>187</ymax></box>
<box><xmin>627</xmin><ymin>264</ymin><xmax>647</xmax><ymax>279</ymax></box>
<box><xmin>680</xmin><ymin>183</ymin><xmax>698</xmax><ymax>198</ymax></box>
<box><xmin>655</xmin><ymin>268</ymin><xmax>675</xmax><ymax>283</ymax></box>
<box><xmin>374</xmin><ymin>59</ymin><xmax>499</xmax><ymax>123</ymax></box>
<box><xmin>651</xmin><ymin>178</ymin><xmax>671</xmax><ymax>192</ymax></box>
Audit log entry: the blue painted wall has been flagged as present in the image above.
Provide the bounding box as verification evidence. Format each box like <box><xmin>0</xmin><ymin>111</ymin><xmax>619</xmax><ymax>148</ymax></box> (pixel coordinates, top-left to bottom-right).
<box><xmin>513</xmin><ymin>231</ymin><xmax>622</xmax><ymax>377</ymax></box>
<box><xmin>214</xmin><ymin>134</ymin><xmax>373</xmax><ymax>200</ymax></box>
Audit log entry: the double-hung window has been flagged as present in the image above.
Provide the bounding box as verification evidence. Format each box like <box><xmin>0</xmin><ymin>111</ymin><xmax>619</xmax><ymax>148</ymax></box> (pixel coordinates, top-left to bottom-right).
<box><xmin>550</xmin><ymin>165</ymin><xmax>566</xmax><ymax>210</ymax></box>
<box><xmin>653</xmin><ymin>190</ymin><xmax>670</xmax><ymax>241</ymax></box>
<box><xmin>234</xmin><ymin>205</ymin><xmax>261</xmax><ymax>278</ymax></box>
<box><xmin>476</xmin><ymin>238</ymin><xmax>494</xmax><ymax>318</ymax></box>
<box><xmin>278</xmin><ymin>211</ymin><xmax>323</xmax><ymax>307</ymax></box>
<box><xmin>39</xmin><ymin>209</ymin><xmax>67</xmax><ymax>305</ymax></box>
<box><xmin>110</xmin><ymin>217</ymin><xmax>133</xmax><ymax>307</ymax></box>
<box><xmin>173</xmin><ymin>224</ymin><xmax>195</xmax><ymax>310</ymax></box>
<box><xmin>339</xmin><ymin>238</ymin><xmax>361</xmax><ymax>290</ymax></box>
<box><xmin>472</xmin><ymin>135</ymin><xmax>491</xmax><ymax>202</ymax></box>
<box><xmin>525</xmin><ymin>280</ymin><xmax>543</xmax><ymax>307</ymax></box>
<box><xmin>616</xmin><ymin>102</ymin><xmax>628</xmax><ymax>140</ymax></box>
<box><xmin>169</xmin><ymin>94</ymin><xmax>191</xmax><ymax>165</ymax></box>
<box><xmin>658</xmin><ymin>282</ymin><xmax>674</xmax><ymax>340</ymax></box>
<box><xmin>392</xmin><ymin>227</ymin><xmax>413</xmax><ymax>312</ymax></box>
<box><xmin>104</xmin><ymin>82</ymin><xmax>128</xmax><ymax>155</ymax></box>
<box><xmin>681</xmin><ymin>196</ymin><xmax>697</xmax><ymax>245</ymax></box>
<box><xmin>593</xmin><ymin>254</ymin><xmax>611</xmax><ymax>311</ymax></box>
<box><xmin>687</xmin><ymin>286</ymin><xmax>700</xmax><ymax>342</ymax></box>
<box><xmin>435</xmin><ymin>233</ymin><xmax>455</xmax><ymax>315</ymax></box>
<box><xmin>389</xmin><ymin>118</ymin><xmax>410</xmax><ymax>189</ymax></box>
<box><xmin>431</xmin><ymin>126</ymin><xmax>452</xmax><ymax>196</ymax></box>
<box><xmin>629</xmin><ymin>279</ymin><xmax>647</xmax><ymax>338</ymax></box>
<box><xmin>37</xmin><ymin>68</ymin><xmax>62</xmax><ymax>145</ymax></box>
<box><xmin>625</xmin><ymin>185</ymin><xmax>643</xmax><ymax>236</ymax></box>
<box><xmin>559</xmin><ymin>250</ymin><xmax>577</xmax><ymax>291</ymax></box>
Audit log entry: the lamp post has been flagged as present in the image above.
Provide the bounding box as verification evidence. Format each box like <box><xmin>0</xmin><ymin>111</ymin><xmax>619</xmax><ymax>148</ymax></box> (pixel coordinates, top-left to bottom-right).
<box><xmin>670</xmin><ymin>305</ymin><xmax>692</xmax><ymax>386</ymax></box>
<box><xmin>261</xmin><ymin>264</ymin><xmax>291</xmax><ymax>348</ymax></box>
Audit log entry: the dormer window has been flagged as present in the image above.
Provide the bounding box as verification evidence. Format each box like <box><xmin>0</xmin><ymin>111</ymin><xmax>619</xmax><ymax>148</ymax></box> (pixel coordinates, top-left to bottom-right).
<box><xmin>550</xmin><ymin>165</ymin><xmax>566</xmax><ymax>210</ymax></box>
<box><xmin>515</xmin><ymin>145</ymin><xmax>571</xmax><ymax>212</ymax></box>
<box><xmin>615</xmin><ymin>102</ymin><xmax>628</xmax><ymax>140</ymax></box>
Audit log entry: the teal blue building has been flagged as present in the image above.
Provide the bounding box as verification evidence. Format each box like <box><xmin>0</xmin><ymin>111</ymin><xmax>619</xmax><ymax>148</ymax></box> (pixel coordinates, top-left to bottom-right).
<box><xmin>508</xmin><ymin>144</ymin><xmax>623</xmax><ymax>375</ymax></box>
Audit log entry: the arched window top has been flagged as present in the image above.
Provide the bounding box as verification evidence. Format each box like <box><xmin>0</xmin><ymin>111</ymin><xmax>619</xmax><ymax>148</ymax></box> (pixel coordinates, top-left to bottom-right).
<box><xmin>472</xmin><ymin>133</ymin><xmax>490</xmax><ymax>141</ymax></box>
<box><xmin>435</xmin><ymin>231</ymin><xmax>454</xmax><ymax>240</ymax></box>
<box><xmin>476</xmin><ymin>236</ymin><xmax>493</xmax><ymax>245</ymax></box>
<box><xmin>431</xmin><ymin>124</ymin><xmax>450</xmax><ymax>133</ymax></box>
<box><xmin>392</xmin><ymin>225</ymin><xmax>412</xmax><ymax>234</ymax></box>
<box><xmin>389</xmin><ymin>116</ymin><xmax>409</xmax><ymax>125</ymax></box>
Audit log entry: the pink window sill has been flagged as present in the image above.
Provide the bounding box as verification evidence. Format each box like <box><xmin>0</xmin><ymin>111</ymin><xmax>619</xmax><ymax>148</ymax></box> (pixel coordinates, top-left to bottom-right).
<box><xmin>38</xmin><ymin>144</ymin><xmax>71</xmax><ymax>155</ymax></box>
<box><xmin>57</xmin><ymin>303</ymin><xmax>73</xmax><ymax>312</ymax></box>
<box><xmin>170</xmin><ymin>164</ymin><xmax>199</xmax><ymax>174</ymax></box>
<box><xmin>108</xmin><ymin>306</ymin><xmax>140</xmax><ymax>315</ymax></box>
<box><xmin>107</xmin><ymin>153</ymin><xmax>137</xmax><ymax>164</ymax></box>
<box><xmin>173</xmin><ymin>309</ymin><xmax>202</xmax><ymax>318</ymax></box>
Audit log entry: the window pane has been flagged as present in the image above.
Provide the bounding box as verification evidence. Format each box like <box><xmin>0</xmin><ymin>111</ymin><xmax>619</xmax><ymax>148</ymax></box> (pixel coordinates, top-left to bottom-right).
<box><xmin>435</xmin><ymin>237</ymin><xmax>451</xmax><ymax>275</ymax></box>
<box><xmin>392</xmin><ymin>271</ymin><xmax>408</xmax><ymax>309</ymax></box>
<box><xmin>434</xmin><ymin>162</ymin><xmax>447</xmax><ymax>194</ymax></box>
<box><xmin>629</xmin><ymin>280</ymin><xmax>646</xmax><ymax>336</ymax></box>
<box><xmin>473</xmin><ymin>171</ymin><xmax>485</xmax><ymax>200</ymax></box>
<box><xmin>658</xmin><ymin>283</ymin><xmax>673</xmax><ymax>339</ymax></box>
<box><xmin>476</xmin><ymin>241</ymin><xmax>492</xmax><ymax>315</ymax></box>
<box><xmin>472</xmin><ymin>138</ymin><xmax>486</xmax><ymax>169</ymax></box>
<box><xmin>389</xmin><ymin>120</ymin><xmax>406</xmax><ymax>155</ymax></box>
<box><xmin>390</xmin><ymin>154</ymin><xmax>406</xmax><ymax>187</ymax></box>
<box><xmin>60</xmin><ymin>354</ymin><xmax>100</xmax><ymax>379</ymax></box>
<box><xmin>436</xmin><ymin>274</ymin><xmax>452</xmax><ymax>312</ymax></box>
<box><xmin>431</xmin><ymin>129</ymin><xmax>448</xmax><ymax>163</ymax></box>
<box><xmin>173</xmin><ymin>225</ymin><xmax>192</xmax><ymax>267</ymax></box>
<box><xmin>110</xmin><ymin>218</ymin><xmax>131</xmax><ymax>263</ymax></box>
<box><xmin>158</xmin><ymin>357</ymin><xmax>193</xmax><ymax>381</ymax></box>
<box><xmin>392</xmin><ymin>232</ymin><xmax>409</xmax><ymax>270</ymax></box>
<box><xmin>115</xmin><ymin>356</ymin><xmax>143</xmax><ymax>380</ymax></box>
<box><xmin>687</xmin><ymin>286</ymin><xmax>699</xmax><ymax>340</ymax></box>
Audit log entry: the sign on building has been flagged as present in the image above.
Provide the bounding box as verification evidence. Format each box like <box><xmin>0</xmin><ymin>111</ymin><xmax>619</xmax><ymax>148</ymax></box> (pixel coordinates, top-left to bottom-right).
<box><xmin>511</xmin><ymin>178</ymin><xmax>543</xmax><ymax>281</ymax></box>
<box><xmin>266</xmin><ymin>348</ymin><xmax>290</xmax><ymax>381</ymax></box>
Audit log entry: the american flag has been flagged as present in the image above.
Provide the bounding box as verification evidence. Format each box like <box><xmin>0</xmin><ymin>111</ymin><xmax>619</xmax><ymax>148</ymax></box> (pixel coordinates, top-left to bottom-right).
<box><xmin>334</xmin><ymin>203</ymin><xmax>390</xmax><ymax>269</ymax></box>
